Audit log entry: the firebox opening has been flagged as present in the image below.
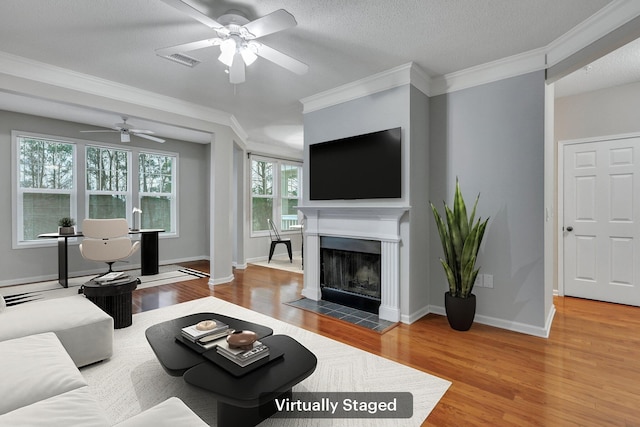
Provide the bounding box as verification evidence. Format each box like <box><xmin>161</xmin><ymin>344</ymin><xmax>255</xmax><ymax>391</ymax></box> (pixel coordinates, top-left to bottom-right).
<box><xmin>320</xmin><ymin>236</ymin><xmax>381</xmax><ymax>315</ymax></box>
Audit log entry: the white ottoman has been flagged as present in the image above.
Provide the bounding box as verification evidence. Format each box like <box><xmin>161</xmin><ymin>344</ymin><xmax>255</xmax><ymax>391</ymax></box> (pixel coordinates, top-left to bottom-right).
<box><xmin>0</xmin><ymin>295</ymin><xmax>113</xmax><ymax>367</ymax></box>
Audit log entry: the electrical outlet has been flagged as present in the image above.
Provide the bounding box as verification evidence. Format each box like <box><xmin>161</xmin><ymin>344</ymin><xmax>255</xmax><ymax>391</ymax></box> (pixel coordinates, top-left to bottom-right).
<box><xmin>483</xmin><ymin>274</ymin><xmax>494</xmax><ymax>289</ymax></box>
<box><xmin>474</xmin><ymin>274</ymin><xmax>483</xmax><ymax>288</ymax></box>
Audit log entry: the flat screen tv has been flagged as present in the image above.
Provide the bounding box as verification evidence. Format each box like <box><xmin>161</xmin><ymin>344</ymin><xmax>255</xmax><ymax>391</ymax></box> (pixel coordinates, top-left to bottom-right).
<box><xmin>309</xmin><ymin>127</ymin><xmax>401</xmax><ymax>200</ymax></box>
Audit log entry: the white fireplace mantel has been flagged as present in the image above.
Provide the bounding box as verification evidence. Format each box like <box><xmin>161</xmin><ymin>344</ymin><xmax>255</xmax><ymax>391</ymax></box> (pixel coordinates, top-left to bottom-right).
<box><xmin>298</xmin><ymin>205</ymin><xmax>410</xmax><ymax>322</ymax></box>
<box><xmin>297</xmin><ymin>206</ymin><xmax>410</xmax><ymax>241</ymax></box>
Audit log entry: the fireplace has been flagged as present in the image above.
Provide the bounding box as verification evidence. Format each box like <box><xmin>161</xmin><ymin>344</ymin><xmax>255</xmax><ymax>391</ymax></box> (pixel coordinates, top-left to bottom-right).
<box><xmin>298</xmin><ymin>206</ymin><xmax>410</xmax><ymax>323</ymax></box>
<box><xmin>320</xmin><ymin>236</ymin><xmax>381</xmax><ymax>314</ymax></box>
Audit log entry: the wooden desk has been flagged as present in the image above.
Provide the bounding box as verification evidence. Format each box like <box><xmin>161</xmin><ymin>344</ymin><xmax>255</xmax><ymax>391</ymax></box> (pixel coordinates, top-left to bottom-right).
<box><xmin>37</xmin><ymin>232</ymin><xmax>83</xmax><ymax>288</ymax></box>
<box><xmin>38</xmin><ymin>229</ymin><xmax>164</xmax><ymax>288</ymax></box>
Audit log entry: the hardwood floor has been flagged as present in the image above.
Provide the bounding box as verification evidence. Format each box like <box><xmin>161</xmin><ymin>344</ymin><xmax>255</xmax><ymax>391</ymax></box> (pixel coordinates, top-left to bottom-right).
<box><xmin>133</xmin><ymin>261</ymin><xmax>640</xmax><ymax>426</ymax></box>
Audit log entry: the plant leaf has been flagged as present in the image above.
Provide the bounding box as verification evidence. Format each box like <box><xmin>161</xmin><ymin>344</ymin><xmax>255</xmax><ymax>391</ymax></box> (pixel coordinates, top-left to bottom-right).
<box><xmin>440</xmin><ymin>259</ymin><xmax>457</xmax><ymax>296</ymax></box>
<box><xmin>454</xmin><ymin>178</ymin><xmax>469</xmax><ymax>242</ymax></box>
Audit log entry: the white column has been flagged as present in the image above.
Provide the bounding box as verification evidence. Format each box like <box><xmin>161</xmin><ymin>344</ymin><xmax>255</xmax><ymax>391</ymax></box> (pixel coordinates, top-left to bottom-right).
<box><xmin>378</xmin><ymin>240</ymin><xmax>400</xmax><ymax>322</ymax></box>
<box><xmin>302</xmin><ymin>233</ymin><xmax>322</xmax><ymax>300</ymax></box>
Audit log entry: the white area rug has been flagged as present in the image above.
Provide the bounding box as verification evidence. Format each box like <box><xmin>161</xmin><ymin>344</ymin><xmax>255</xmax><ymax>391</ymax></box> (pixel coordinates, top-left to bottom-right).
<box><xmin>250</xmin><ymin>254</ymin><xmax>304</xmax><ymax>274</ymax></box>
<box><xmin>0</xmin><ymin>266</ymin><xmax>207</xmax><ymax>305</ymax></box>
<box><xmin>81</xmin><ymin>297</ymin><xmax>450</xmax><ymax>426</ymax></box>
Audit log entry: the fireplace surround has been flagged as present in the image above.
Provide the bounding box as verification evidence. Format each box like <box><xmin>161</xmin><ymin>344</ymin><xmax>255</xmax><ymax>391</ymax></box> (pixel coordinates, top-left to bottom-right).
<box><xmin>297</xmin><ymin>206</ymin><xmax>410</xmax><ymax>322</ymax></box>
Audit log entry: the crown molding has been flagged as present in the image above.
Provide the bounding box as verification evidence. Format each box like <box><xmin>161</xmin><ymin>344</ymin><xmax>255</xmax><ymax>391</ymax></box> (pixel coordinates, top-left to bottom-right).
<box><xmin>430</xmin><ymin>47</ymin><xmax>547</xmax><ymax>96</ymax></box>
<box><xmin>0</xmin><ymin>51</ymin><xmax>248</xmax><ymax>142</ymax></box>
<box><xmin>228</xmin><ymin>115</ymin><xmax>248</xmax><ymax>141</ymax></box>
<box><xmin>546</xmin><ymin>0</ymin><xmax>640</xmax><ymax>67</ymax></box>
<box><xmin>301</xmin><ymin>62</ymin><xmax>431</xmax><ymax>114</ymax></box>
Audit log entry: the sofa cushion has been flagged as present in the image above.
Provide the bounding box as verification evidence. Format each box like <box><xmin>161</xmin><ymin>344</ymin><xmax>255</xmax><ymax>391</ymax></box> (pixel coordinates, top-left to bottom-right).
<box><xmin>114</xmin><ymin>397</ymin><xmax>209</xmax><ymax>427</ymax></box>
<box><xmin>0</xmin><ymin>295</ymin><xmax>113</xmax><ymax>367</ymax></box>
<box><xmin>0</xmin><ymin>333</ymin><xmax>86</xmax><ymax>414</ymax></box>
<box><xmin>0</xmin><ymin>386</ymin><xmax>110</xmax><ymax>427</ymax></box>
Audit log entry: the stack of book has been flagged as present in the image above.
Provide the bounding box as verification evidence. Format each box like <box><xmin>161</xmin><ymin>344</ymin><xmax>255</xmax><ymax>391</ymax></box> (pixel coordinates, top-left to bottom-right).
<box><xmin>94</xmin><ymin>272</ymin><xmax>133</xmax><ymax>285</ymax></box>
<box><xmin>216</xmin><ymin>340</ymin><xmax>270</xmax><ymax>367</ymax></box>
<box><xmin>181</xmin><ymin>320</ymin><xmax>229</xmax><ymax>348</ymax></box>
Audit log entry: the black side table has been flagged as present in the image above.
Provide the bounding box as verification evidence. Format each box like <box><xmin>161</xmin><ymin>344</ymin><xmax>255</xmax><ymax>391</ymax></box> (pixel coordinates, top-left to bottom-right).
<box><xmin>83</xmin><ymin>277</ymin><xmax>140</xmax><ymax>328</ymax></box>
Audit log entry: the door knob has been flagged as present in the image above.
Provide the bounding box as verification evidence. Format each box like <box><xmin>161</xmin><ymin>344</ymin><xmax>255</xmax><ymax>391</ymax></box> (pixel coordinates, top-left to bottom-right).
<box><xmin>566</xmin><ymin>226</ymin><xmax>573</xmax><ymax>232</ymax></box>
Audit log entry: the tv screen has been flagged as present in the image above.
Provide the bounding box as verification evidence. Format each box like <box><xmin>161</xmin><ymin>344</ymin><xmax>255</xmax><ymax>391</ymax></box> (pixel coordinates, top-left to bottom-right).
<box><xmin>309</xmin><ymin>127</ymin><xmax>401</xmax><ymax>200</ymax></box>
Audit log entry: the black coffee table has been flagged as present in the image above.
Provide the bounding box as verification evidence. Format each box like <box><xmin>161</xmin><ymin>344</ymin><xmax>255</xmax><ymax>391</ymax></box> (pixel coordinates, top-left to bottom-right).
<box><xmin>145</xmin><ymin>313</ymin><xmax>317</xmax><ymax>427</ymax></box>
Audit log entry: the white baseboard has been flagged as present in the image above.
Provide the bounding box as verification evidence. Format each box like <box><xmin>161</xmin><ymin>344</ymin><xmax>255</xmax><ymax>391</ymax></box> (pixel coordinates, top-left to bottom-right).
<box><xmin>402</xmin><ymin>304</ymin><xmax>434</xmax><ymax>324</ymax></box>
<box><xmin>414</xmin><ymin>304</ymin><xmax>553</xmax><ymax>338</ymax></box>
<box><xmin>208</xmin><ymin>274</ymin><xmax>234</xmax><ymax>286</ymax></box>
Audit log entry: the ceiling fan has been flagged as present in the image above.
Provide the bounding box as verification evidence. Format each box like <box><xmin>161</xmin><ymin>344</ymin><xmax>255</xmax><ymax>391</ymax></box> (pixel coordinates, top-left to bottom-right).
<box><xmin>80</xmin><ymin>117</ymin><xmax>165</xmax><ymax>143</ymax></box>
<box><xmin>157</xmin><ymin>0</ymin><xmax>308</xmax><ymax>84</ymax></box>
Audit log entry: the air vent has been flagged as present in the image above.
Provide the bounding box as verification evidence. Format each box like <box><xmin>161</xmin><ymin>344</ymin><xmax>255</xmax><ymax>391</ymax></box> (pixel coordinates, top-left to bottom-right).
<box><xmin>159</xmin><ymin>53</ymin><xmax>201</xmax><ymax>67</ymax></box>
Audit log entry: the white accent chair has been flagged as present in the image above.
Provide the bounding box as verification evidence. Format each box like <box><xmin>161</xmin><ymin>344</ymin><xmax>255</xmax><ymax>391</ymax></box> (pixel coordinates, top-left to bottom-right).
<box><xmin>80</xmin><ymin>218</ymin><xmax>140</xmax><ymax>273</ymax></box>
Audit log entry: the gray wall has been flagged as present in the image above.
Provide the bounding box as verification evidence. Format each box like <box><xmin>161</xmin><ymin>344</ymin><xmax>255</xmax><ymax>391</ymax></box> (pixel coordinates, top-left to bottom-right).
<box><xmin>429</xmin><ymin>71</ymin><xmax>547</xmax><ymax>328</ymax></box>
<box><xmin>0</xmin><ymin>110</ymin><xmax>209</xmax><ymax>285</ymax></box>
<box><xmin>407</xmin><ymin>85</ymin><xmax>431</xmax><ymax>318</ymax></box>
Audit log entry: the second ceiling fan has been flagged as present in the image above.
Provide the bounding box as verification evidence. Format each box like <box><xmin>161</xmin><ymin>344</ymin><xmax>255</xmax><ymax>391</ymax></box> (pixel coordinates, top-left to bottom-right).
<box><xmin>80</xmin><ymin>117</ymin><xmax>165</xmax><ymax>143</ymax></box>
<box><xmin>157</xmin><ymin>0</ymin><xmax>308</xmax><ymax>84</ymax></box>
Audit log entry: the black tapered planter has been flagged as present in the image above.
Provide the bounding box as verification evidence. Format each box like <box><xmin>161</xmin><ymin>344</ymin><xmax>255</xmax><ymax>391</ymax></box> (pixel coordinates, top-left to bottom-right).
<box><xmin>445</xmin><ymin>292</ymin><xmax>476</xmax><ymax>331</ymax></box>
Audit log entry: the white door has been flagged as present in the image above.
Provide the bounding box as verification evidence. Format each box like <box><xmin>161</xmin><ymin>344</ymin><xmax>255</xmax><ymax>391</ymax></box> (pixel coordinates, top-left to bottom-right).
<box><xmin>564</xmin><ymin>137</ymin><xmax>640</xmax><ymax>306</ymax></box>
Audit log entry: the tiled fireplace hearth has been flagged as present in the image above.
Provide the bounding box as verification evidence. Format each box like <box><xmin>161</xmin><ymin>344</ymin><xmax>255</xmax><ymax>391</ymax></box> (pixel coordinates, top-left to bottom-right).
<box><xmin>297</xmin><ymin>206</ymin><xmax>410</xmax><ymax>322</ymax></box>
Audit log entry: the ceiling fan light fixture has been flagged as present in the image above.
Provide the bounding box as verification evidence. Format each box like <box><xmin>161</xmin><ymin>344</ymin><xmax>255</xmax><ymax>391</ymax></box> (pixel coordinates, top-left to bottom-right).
<box><xmin>159</xmin><ymin>5</ymin><xmax>306</xmax><ymax>83</ymax></box>
<box><xmin>240</xmin><ymin>45</ymin><xmax>257</xmax><ymax>66</ymax></box>
<box><xmin>218</xmin><ymin>38</ymin><xmax>236</xmax><ymax>66</ymax></box>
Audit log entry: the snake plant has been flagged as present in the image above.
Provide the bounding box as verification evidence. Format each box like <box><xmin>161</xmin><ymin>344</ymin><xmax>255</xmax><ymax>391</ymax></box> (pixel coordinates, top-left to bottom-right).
<box><xmin>430</xmin><ymin>179</ymin><xmax>489</xmax><ymax>298</ymax></box>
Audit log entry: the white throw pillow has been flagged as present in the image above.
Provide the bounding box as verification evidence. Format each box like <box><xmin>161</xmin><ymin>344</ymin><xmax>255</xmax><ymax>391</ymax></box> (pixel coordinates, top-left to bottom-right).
<box><xmin>0</xmin><ymin>295</ymin><xmax>5</xmax><ymax>312</ymax></box>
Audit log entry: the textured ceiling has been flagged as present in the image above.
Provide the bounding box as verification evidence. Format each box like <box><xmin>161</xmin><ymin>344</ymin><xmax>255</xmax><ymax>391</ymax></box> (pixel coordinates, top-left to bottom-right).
<box><xmin>0</xmin><ymin>0</ymin><xmax>631</xmax><ymax>149</ymax></box>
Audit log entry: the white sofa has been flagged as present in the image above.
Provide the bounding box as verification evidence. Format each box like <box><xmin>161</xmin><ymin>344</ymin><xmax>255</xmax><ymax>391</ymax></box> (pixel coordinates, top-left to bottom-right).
<box><xmin>0</xmin><ymin>294</ymin><xmax>113</xmax><ymax>367</ymax></box>
<box><xmin>0</xmin><ymin>333</ymin><xmax>208</xmax><ymax>426</ymax></box>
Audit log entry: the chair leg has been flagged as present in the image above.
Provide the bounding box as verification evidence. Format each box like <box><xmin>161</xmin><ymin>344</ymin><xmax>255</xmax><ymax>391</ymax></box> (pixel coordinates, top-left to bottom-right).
<box><xmin>268</xmin><ymin>242</ymin><xmax>277</xmax><ymax>263</ymax></box>
<box><xmin>286</xmin><ymin>241</ymin><xmax>292</xmax><ymax>263</ymax></box>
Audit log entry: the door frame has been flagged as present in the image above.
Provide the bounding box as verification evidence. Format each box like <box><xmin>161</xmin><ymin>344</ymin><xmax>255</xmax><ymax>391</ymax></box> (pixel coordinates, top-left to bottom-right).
<box><xmin>556</xmin><ymin>131</ymin><xmax>640</xmax><ymax>298</ymax></box>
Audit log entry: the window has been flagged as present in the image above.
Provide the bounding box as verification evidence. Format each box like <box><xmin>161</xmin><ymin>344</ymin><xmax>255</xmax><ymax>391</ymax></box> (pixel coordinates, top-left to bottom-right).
<box><xmin>280</xmin><ymin>164</ymin><xmax>300</xmax><ymax>230</ymax></box>
<box><xmin>86</xmin><ymin>146</ymin><xmax>130</xmax><ymax>219</ymax></box>
<box><xmin>251</xmin><ymin>158</ymin><xmax>301</xmax><ymax>235</ymax></box>
<box><xmin>251</xmin><ymin>159</ymin><xmax>274</xmax><ymax>233</ymax></box>
<box><xmin>13</xmin><ymin>131</ymin><xmax>178</xmax><ymax>247</ymax></box>
<box><xmin>16</xmin><ymin>135</ymin><xmax>76</xmax><ymax>242</ymax></box>
<box><xmin>139</xmin><ymin>152</ymin><xmax>177</xmax><ymax>233</ymax></box>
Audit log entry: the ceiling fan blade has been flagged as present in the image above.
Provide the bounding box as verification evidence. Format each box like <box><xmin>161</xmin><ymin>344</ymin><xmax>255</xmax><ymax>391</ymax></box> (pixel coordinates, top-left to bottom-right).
<box><xmin>159</xmin><ymin>0</ymin><xmax>226</xmax><ymax>30</ymax></box>
<box><xmin>80</xmin><ymin>130</ymin><xmax>118</xmax><ymax>133</ymax></box>
<box><xmin>129</xmin><ymin>129</ymin><xmax>153</xmax><ymax>134</ymax></box>
<box><xmin>229</xmin><ymin>54</ymin><xmax>246</xmax><ymax>84</ymax></box>
<box><xmin>135</xmin><ymin>133</ymin><xmax>165</xmax><ymax>143</ymax></box>
<box><xmin>242</xmin><ymin>9</ymin><xmax>297</xmax><ymax>39</ymax></box>
<box><xmin>156</xmin><ymin>38</ymin><xmax>221</xmax><ymax>57</ymax></box>
<box><xmin>255</xmin><ymin>43</ymin><xmax>308</xmax><ymax>75</ymax></box>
